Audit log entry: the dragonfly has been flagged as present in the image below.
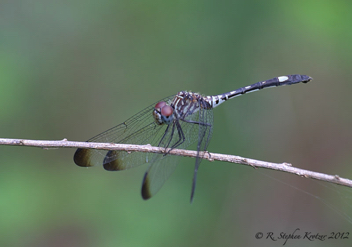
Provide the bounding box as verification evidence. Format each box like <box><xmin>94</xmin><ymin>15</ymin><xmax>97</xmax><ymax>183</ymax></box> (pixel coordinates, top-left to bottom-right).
<box><xmin>74</xmin><ymin>74</ymin><xmax>312</xmax><ymax>202</ymax></box>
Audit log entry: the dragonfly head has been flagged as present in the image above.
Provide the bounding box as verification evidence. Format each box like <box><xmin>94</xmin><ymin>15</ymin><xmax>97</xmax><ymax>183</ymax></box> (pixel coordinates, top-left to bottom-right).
<box><xmin>153</xmin><ymin>101</ymin><xmax>174</xmax><ymax>125</ymax></box>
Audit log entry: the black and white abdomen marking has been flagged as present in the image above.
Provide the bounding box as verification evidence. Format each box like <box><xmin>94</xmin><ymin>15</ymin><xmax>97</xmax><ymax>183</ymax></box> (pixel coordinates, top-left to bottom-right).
<box><xmin>209</xmin><ymin>74</ymin><xmax>312</xmax><ymax>108</ymax></box>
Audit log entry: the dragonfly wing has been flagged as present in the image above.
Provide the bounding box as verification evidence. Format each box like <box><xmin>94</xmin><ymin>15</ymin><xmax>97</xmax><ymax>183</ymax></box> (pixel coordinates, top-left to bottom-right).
<box><xmin>73</xmin><ymin>95</ymin><xmax>175</xmax><ymax>169</ymax></box>
<box><xmin>103</xmin><ymin>123</ymin><xmax>168</xmax><ymax>171</ymax></box>
<box><xmin>141</xmin><ymin>154</ymin><xmax>179</xmax><ymax>199</ymax></box>
<box><xmin>190</xmin><ymin>106</ymin><xmax>214</xmax><ymax>203</ymax></box>
<box><xmin>140</xmin><ymin>114</ymin><xmax>202</xmax><ymax>199</ymax></box>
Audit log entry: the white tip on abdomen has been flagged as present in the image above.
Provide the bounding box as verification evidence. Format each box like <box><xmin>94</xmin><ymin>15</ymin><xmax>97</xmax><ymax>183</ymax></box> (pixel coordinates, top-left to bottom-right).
<box><xmin>278</xmin><ymin>76</ymin><xmax>289</xmax><ymax>82</ymax></box>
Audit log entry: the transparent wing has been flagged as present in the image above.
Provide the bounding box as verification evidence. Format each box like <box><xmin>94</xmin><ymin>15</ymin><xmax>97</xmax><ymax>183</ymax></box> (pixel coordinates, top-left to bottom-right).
<box><xmin>73</xmin><ymin>95</ymin><xmax>175</xmax><ymax>170</ymax></box>
<box><xmin>74</xmin><ymin>94</ymin><xmax>213</xmax><ymax>201</ymax></box>
<box><xmin>141</xmin><ymin>105</ymin><xmax>213</xmax><ymax>200</ymax></box>
<box><xmin>190</xmin><ymin>106</ymin><xmax>214</xmax><ymax>202</ymax></box>
<box><xmin>141</xmin><ymin>154</ymin><xmax>179</xmax><ymax>200</ymax></box>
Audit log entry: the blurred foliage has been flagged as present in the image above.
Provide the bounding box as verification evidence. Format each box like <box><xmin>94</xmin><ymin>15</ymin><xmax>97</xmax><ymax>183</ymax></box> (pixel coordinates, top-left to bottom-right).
<box><xmin>1</xmin><ymin>0</ymin><xmax>352</xmax><ymax>246</ymax></box>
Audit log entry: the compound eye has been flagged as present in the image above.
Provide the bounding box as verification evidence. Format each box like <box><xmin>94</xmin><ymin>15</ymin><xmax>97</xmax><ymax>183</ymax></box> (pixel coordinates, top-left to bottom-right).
<box><xmin>161</xmin><ymin>105</ymin><xmax>173</xmax><ymax>117</ymax></box>
<box><xmin>155</xmin><ymin>101</ymin><xmax>166</xmax><ymax>110</ymax></box>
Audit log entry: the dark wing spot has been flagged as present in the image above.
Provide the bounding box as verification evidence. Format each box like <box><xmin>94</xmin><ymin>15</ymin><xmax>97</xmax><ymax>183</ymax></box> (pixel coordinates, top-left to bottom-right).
<box><xmin>141</xmin><ymin>172</ymin><xmax>152</xmax><ymax>200</ymax></box>
<box><xmin>74</xmin><ymin>148</ymin><xmax>94</xmax><ymax>167</ymax></box>
<box><xmin>103</xmin><ymin>150</ymin><xmax>124</xmax><ymax>171</ymax></box>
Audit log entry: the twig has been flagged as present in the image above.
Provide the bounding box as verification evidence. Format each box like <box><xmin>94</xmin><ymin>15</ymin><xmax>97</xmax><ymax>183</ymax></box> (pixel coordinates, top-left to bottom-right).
<box><xmin>0</xmin><ymin>137</ymin><xmax>351</xmax><ymax>188</ymax></box>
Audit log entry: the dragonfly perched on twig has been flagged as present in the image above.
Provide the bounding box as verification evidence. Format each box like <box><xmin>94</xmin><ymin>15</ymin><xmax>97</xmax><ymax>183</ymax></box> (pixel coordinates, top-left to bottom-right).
<box><xmin>74</xmin><ymin>74</ymin><xmax>312</xmax><ymax>202</ymax></box>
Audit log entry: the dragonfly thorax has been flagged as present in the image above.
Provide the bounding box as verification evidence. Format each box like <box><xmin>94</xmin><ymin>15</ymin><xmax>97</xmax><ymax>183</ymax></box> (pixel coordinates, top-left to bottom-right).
<box><xmin>153</xmin><ymin>101</ymin><xmax>174</xmax><ymax>125</ymax></box>
<box><xmin>171</xmin><ymin>91</ymin><xmax>212</xmax><ymax>119</ymax></box>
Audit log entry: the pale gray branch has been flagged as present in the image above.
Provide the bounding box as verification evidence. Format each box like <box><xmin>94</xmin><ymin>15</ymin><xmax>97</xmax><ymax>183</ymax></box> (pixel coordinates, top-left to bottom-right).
<box><xmin>0</xmin><ymin>138</ymin><xmax>351</xmax><ymax>188</ymax></box>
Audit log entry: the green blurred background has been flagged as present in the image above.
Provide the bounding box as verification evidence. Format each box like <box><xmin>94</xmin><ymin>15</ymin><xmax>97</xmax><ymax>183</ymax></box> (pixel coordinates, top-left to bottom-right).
<box><xmin>1</xmin><ymin>0</ymin><xmax>352</xmax><ymax>246</ymax></box>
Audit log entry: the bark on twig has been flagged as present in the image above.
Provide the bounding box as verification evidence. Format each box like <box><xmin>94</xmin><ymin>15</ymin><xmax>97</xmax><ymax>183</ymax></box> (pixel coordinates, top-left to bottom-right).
<box><xmin>0</xmin><ymin>138</ymin><xmax>351</xmax><ymax>188</ymax></box>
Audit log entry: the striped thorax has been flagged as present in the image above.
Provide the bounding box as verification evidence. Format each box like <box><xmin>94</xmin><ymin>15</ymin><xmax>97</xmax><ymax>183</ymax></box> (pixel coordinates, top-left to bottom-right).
<box><xmin>153</xmin><ymin>91</ymin><xmax>212</xmax><ymax>125</ymax></box>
